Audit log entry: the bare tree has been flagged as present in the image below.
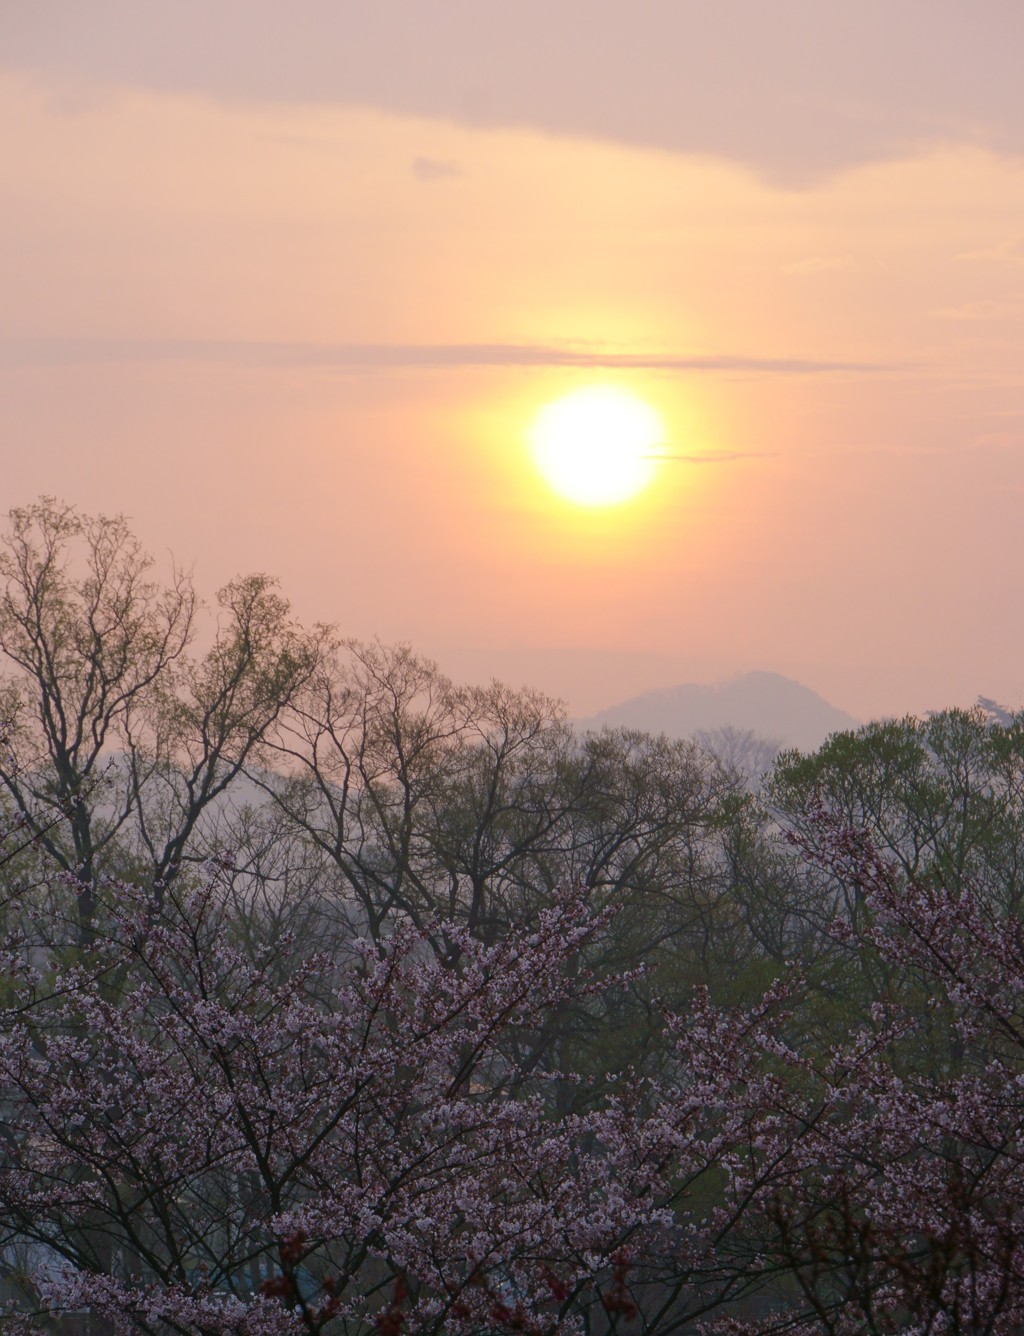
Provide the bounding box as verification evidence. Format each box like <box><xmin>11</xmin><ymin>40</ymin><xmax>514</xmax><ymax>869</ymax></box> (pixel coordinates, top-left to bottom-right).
<box><xmin>254</xmin><ymin>640</ymin><xmax>548</xmax><ymax>942</ymax></box>
<box><xmin>0</xmin><ymin>499</ymin><xmax>195</xmax><ymax>929</ymax></box>
<box><xmin>0</xmin><ymin>500</ymin><xmax>322</xmax><ymax>934</ymax></box>
<box><xmin>697</xmin><ymin>724</ymin><xmax>780</xmax><ymax>790</ymax></box>
<box><xmin>124</xmin><ymin>573</ymin><xmax>324</xmax><ymax>903</ymax></box>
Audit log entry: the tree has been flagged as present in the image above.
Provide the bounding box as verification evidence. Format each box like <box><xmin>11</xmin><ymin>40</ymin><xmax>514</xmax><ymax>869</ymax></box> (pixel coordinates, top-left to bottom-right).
<box><xmin>766</xmin><ymin>709</ymin><xmax>1024</xmax><ymax>917</ymax></box>
<box><xmin>256</xmin><ymin>641</ymin><xmax>739</xmax><ymax>1099</ymax></box>
<box><xmin>9</xmin><ymin>594</ymin><xmax>1024</xmax><ymax>1331</ymax></box>
<box><xmin>124</xmin><ymin>572</ymin><xmax>323</xmax><ymax>906</ymax></box>
<box><xmin>256</xmin><ymin>640</ymin><xmax>575</xmax><ymax>945</ymax></box>
<box><xmin>0</xmin><ymin>862</ymin><xmax>780</xmax><ymax>1335</ymax></box>
<box><xmin>697</xmin><ymin>726</ymin><xmax>780</xmax><ymax>791</ymax></box>
<box><xmin>0</xmin><ymin>500</ymin><xmax>322</xmax><ymax>935</ymax></box>
<box><xmin>0</xmin><ymin>499</ymin><xmax>194</xmax><ymax>926</ymax></box>
<box><xmin>684</xmin><ymin>809</ymin><xmax>1024</xmax><ymax>1333</ymax></box>
<box><xmin>14</xmin><ymin>499</ymin><xmax>1024</xmax><ymax>1331</ymax></box>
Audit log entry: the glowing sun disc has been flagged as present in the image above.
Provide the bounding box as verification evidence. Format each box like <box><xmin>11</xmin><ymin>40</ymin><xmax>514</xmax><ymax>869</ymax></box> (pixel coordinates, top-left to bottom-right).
<box><xmin>529</xmin><ymin>387</ymin><xmax>663</xmax><ymax>506</ymax></box>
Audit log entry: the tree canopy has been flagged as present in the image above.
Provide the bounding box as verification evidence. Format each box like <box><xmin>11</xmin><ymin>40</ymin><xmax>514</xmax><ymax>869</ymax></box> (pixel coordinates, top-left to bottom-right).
<box><xmin>4</xmin><ymin>501</ymin><xmax>1024</xmax><ymax>1332</ymax></box>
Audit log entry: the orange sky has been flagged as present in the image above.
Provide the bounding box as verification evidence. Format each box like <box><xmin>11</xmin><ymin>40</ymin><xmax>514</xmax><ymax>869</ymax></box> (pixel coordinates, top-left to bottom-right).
<box><xmin>4</xmin><ymin>5</ymin><xmax>1024</xmax><ymax>720</ymax></box>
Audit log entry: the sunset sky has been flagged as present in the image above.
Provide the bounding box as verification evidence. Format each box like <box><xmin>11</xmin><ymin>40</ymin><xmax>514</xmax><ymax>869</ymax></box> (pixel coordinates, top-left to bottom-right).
<box><xmin>4</xmin><ymin>2</ymin><xmax>1024</xmax><ymax>721</ymax></box>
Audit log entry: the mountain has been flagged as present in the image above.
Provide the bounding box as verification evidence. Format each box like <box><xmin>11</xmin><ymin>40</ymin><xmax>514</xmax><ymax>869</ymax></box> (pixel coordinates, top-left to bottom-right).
<box><xmin>575</xmin><ymin>671</ymin><xmax>859</xmax><ymax>754</ymax></box>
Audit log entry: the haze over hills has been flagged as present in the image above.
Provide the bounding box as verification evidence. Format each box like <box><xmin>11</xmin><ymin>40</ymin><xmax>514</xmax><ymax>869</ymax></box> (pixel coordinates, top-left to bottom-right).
<box><xmin>576</xmin><ymin>671</ymin><xmax>860</xmax><ymax>753</ymax></box>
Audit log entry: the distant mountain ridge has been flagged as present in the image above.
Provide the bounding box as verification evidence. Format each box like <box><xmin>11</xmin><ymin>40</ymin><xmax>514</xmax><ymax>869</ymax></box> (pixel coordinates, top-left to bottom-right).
<box><xmin>576</xmin><ymin>671</ymin><xmax>859</xmax><ymax>753</ymax></box>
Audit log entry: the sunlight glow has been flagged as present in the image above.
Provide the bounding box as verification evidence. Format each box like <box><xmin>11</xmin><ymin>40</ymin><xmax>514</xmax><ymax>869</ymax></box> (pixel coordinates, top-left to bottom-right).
<box><xmin>529</xmin><ymin>387</ymin><xmax>663</xmax><ymax>507</ymax></box>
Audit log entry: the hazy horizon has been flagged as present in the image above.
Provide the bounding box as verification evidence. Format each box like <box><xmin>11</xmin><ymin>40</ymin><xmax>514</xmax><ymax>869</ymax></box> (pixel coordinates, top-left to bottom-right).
<box><xmin>5</xmin><ymin>3</ymin><xmax>1024</xmax><ymax>724</ymax></box>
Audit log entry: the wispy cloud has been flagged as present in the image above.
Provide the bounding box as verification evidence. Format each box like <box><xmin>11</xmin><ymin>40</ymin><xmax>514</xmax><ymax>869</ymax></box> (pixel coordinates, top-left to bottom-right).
<box><xmin>956</xmin><ymin>237</ymin><xmax>1024</xmax><ymax>265</ymax></box>
<box><xmin>653</xmin><ymin>450</ymin><xmax>770</xmax><ymax>464</ymax></box>
<box><xmin>932</xmin><ymin>298</ymin><xmax>1024</xmax><ymax>321</ymax></box>
<box><xmin>0</xmin><ymin>338</ymin><xmax>897</xmax><ymax>377</ymax></box>
<box><xmin>411</xmin><ymin>156</ymin><xmax>463</xmax><ymax>182</ymax></box>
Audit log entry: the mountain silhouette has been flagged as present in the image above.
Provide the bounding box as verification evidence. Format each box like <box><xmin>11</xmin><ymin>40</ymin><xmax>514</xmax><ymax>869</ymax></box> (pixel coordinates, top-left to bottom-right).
<box><xmin>576</xmin><ymin>671</ymin><xmax>858</xmax><ymax>753</ymax></box>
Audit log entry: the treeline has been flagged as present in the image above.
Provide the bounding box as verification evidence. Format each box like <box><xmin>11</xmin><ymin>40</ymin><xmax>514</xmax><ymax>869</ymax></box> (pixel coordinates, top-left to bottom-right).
<box><xmin>2</xmin><ymin>500</ymin><xmax>1024</xmax><ymax>1332</ymax></box>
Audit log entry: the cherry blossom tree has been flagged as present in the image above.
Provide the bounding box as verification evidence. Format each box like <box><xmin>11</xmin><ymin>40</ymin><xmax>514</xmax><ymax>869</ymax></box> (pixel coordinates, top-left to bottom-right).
<box><xmin>11</xmin><ymin>803</ymin><xmax>1024</xmax><ymax>1334</ymax></box>
<box><xmin>0</xmin><ymin>855</ymin><xmax>786</xmax><ymax>1335</ymax></box>
<box><xmin>689</xmin><ymin>809</ymin><xmax>1024</xmax><ymax>1334</ymax></box>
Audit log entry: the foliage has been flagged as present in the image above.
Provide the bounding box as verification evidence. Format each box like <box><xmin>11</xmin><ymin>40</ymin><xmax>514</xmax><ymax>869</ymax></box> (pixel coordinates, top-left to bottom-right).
<box><xmin>7</xmin><ymin>500</ymin><xmax>1024</xmax><ymax>1331</ymax></box>
<box><xmin>0</xmin><ymin>868</ymin><xmax>781</xmax><ymax>1334</ymax></box>
<box><xmin>700</xmin><ymin>810</ymin><xmax>1024</xmax><ymax>1333</ymax></box>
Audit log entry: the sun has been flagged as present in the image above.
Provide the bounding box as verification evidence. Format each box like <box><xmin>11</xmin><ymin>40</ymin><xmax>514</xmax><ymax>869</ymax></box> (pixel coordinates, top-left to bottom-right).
<box><xmin>529</xmin><ymin>387</ymin><xmax>663</xmax><ymax>506</ymax></box>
